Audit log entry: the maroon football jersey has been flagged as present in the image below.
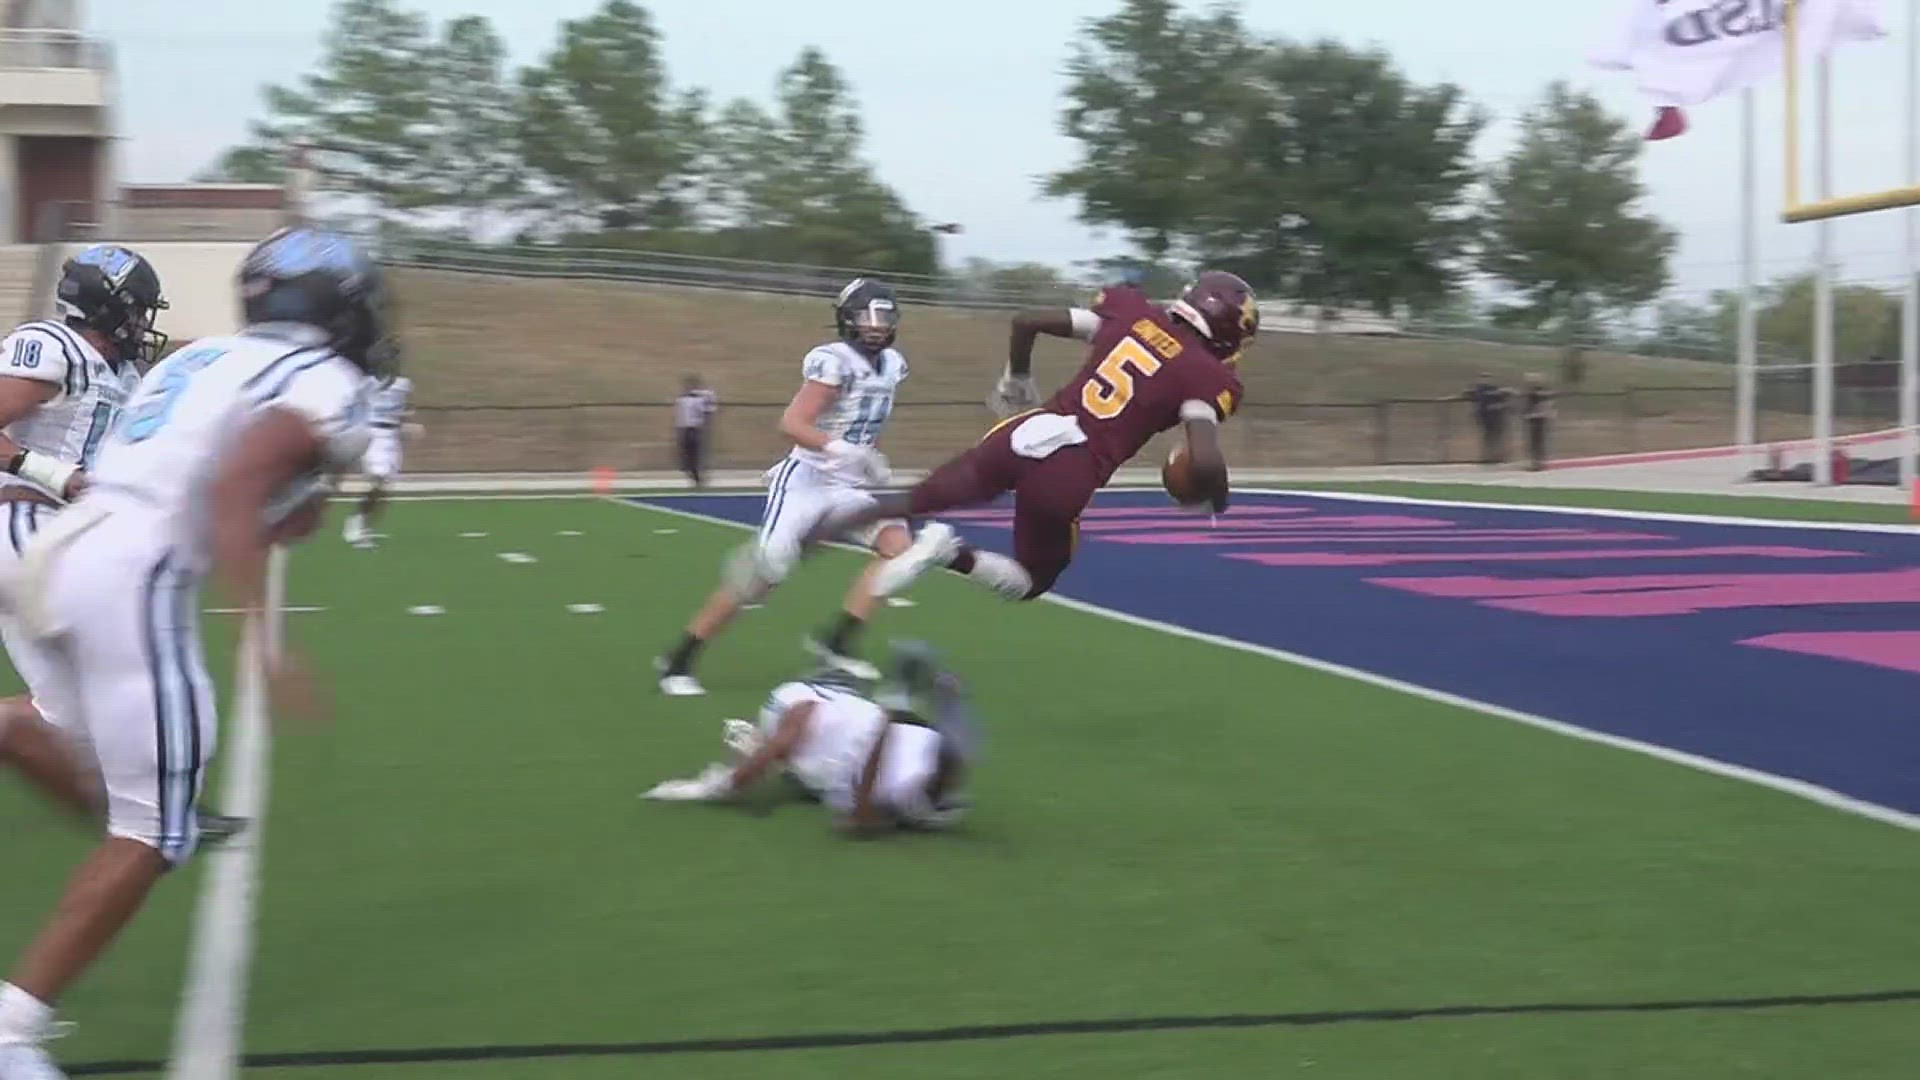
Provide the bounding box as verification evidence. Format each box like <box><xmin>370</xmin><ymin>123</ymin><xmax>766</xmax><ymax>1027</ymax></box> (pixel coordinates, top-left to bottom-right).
<box><xmin>1044</xmin><ymin>285</ymin><xmax>1244</xmax><ymax>479</ymax></box>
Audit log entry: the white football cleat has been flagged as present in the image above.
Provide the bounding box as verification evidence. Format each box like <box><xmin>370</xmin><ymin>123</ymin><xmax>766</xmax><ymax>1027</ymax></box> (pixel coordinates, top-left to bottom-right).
<box><xmin>873</xmin><ymin>523</ymin><xmax>959</xmax><ymax>598</ymax></box>
<box><xmin>803</xmin><ymin>636</ymin><xmax>881</xmax><ymax>681</ymax></box>
<box><xmin>658</xmin><ymin>673</ymin><xmax>707</xmax><ymax>698</ymax></box>
<box><xmin>0</xmin><ymin>1042</ymin><xmax>66</xmax><ymax>1080</ymax></box>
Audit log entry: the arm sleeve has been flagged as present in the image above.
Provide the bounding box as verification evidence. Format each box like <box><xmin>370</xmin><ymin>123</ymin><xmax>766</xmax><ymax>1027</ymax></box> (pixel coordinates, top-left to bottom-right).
<box><xmin>0</xmin><ymin>326</ymin><xmax>72</xmax><ymax>395</ymax></box>
<box><xmin>801</xmin><ymin>346</ymin><xmax>847</xmax><ymax>387</ymax></box>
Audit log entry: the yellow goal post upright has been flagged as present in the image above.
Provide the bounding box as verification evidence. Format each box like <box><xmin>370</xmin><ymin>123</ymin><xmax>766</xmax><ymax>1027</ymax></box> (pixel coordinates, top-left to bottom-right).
<box><xmin>1778</xmin><ymin>0</ymin><xmax>1919</xmax><ymax>491</ymax></box>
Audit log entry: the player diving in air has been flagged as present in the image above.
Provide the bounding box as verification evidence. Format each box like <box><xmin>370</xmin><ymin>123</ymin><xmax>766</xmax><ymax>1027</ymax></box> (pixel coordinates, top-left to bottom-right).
<box><xmin>655</xmin><ymin>279</ymin><xmax>914</xmax><ymax>696</ymax></box>
<box><xmin>644</xmin><ymin>641</ymin><xmax>980</xmax><ymax>836</ymax></box>
<box><xmin>768</xmin><ymin>273</ymin><xmax>1256</xmax><ymax>604</ymax></box>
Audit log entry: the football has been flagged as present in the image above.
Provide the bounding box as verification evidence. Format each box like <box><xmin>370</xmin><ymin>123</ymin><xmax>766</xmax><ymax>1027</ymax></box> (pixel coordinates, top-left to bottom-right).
<box><xmin>1161</xmin><ymin>444</ymin><xmax>1212</xmax><ymax>506</ymax></box>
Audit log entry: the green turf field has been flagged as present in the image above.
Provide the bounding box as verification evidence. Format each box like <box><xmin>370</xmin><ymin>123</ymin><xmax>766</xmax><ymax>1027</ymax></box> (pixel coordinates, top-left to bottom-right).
<box><xmin>4</xmin><ymin>492</ymin><xmax>1917</xmax><ymax>1079</ymax></box>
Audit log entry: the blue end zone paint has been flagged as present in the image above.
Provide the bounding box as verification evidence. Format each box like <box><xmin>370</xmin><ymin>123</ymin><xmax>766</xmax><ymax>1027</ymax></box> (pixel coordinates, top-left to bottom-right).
<box><xmin>635</xmin><ymin>490</ymin><xmax>1920</xmax><ymax>816</ymax></box>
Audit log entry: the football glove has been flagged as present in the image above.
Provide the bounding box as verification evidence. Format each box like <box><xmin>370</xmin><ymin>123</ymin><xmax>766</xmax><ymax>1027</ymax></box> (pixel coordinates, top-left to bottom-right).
<box><xmin>987</xmin><ymin>372</ymin><xmax>1041</xmax><ymax>418</ymax></box>
<box><xmin>643</xmin><ymin>762</ymin><xmax>737</xmax><ymax>802</ymax></box>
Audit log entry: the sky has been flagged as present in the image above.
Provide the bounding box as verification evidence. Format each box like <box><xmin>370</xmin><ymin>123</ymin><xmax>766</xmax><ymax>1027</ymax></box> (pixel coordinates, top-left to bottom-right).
<box><xmin>86</xmin><ymin>0</ymin><xmax>1920</xmax><ymax>301</ymax></box>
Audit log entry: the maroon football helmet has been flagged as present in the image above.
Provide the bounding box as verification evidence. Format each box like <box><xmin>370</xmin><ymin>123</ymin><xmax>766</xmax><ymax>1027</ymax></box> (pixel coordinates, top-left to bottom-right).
<box><xmin>1168</xmin><ymin>271</ymin><xmax>1258</xmax><ymax>363</ymax></box>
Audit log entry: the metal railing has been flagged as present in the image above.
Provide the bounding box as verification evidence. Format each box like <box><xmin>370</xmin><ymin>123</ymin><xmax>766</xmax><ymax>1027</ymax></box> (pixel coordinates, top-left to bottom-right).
<box><xmin>399</xmin><ymin>390</ymin><xmax>1809</xmax><ymax>475</ymax></box>
<box><xmin>0</xmin><ymin>28</ymin><xmax>108</xmax><ymax>70</ymax></box>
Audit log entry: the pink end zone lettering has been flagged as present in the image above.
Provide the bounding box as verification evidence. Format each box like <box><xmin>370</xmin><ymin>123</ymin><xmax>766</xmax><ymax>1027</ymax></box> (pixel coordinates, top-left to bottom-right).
<box><xmin>1231</xmin><ymin>545</ymin><xmax>1858</xmax><ymax>568</ymax></box>
<box><xmin>1373</xmin><ymin>568</ymin><xmax>1920</xmax><ymax>617</ymax></box>
<box><xmin>1743</xmin><ymin>632</ymin><xmax>1920</xmax><ymax>675</ymax></box>
<box><xmin>1105</xmin><ymin>529</ymin><xmax>1668</xmax><ymax>546</ymax></box>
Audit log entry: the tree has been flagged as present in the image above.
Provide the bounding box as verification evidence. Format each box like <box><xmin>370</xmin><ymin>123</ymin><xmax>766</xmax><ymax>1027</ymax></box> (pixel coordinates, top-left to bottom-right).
<box><xmin>1196</xmin><ymin>40</ymin><xmax>1484</xmax><ymax>311</ymax></box>
<box><xmin>704</xmin><ymin>48</ymin><xmax>936</xmax><ymax>274</ymax></box>
<box><xmin>194</xmin><ymin>145</ymin><xmax>286</xmax><ymax>185</ymax></box>
<box><xmin>238</xmin><ymin>0</ymin><xmax>440</xmax><ymax>220</ymax></box>
<box><xmin>1478</xmin><ymin>82</ymin><xmax>1676</xmax><ymax>334</ymax></box>
<box><xmin>957</xmin><ymin>259</ymin><xmax>1078</xmax><ymax>303</ymax></box>
<box><xmin>201</xmin><ymin>0</ymin><xmax>518</xmax><ymax>228</ymax></box>
<box><xmin>1754</xmin><ymin>273</ymin><xmax>1899</xmax><ymax>363</ymax></box>
<box><xmin>413</xmin><ymin>16</ymin><xmax>522</xmax><ymax>238</ymax></box>
<box><xmin>1644</xmin><ymin>293</ymin><xmax>1738</xmax><ymax>360</ymax></box>
<box><xmin>515</xmin><ymin>0</ymin><xmax>705</xmax><ymax>229</ymax></box>
<box><xmin>1047</xmin><ymin>0</ymin><xmax>1259</xmax><ymax>263</ymax></box>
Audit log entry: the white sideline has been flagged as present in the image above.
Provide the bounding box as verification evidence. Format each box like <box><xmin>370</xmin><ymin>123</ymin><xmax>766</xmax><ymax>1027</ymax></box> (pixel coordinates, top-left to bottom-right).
<box><xmin>166</xmin><ymin>547</ymin><xmax>284</xmax><ymax>1080</ymax></box>
<box><xmin>619</xmin><ymin>495</ymin><xmax>1920</xmax><ymax>835</ymax></box>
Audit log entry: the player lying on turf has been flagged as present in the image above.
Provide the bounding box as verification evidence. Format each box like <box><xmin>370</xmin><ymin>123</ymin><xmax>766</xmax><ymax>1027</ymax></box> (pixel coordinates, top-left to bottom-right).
<box><xmin>655</xmin><ymin>279</ymin><xmax>914</xmax><ymax>696</ymax></box>
<box><xmin>774</xmin><ymin>273</ymin><xmax>1256</xmax><ymax>603</ymax></box>
<box><xmin>643</xmin><ymin>642</ymin><xmax>979</xmax><ymax>835</ymax></box>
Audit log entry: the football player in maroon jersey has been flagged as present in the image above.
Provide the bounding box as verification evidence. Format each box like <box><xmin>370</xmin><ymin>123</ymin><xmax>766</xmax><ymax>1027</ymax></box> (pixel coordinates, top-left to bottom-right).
<box><xmin>779</xmin><ymin>272</ymin><xmax>1256</xmax><ymax>602</ymax></box>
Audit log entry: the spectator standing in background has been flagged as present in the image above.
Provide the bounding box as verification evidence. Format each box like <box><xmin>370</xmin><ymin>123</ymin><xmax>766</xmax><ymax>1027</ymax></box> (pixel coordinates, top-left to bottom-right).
<box><xmin>1463</xmin><ymin>374</ymin><xmax>1511</xmax><ymax>465</ymax></box>
<box><xmin>673</xmin><ymin>375</ymin><xmax>717</xmax><ymax>488</ymax></box>
<box><xmin>1522</xmin><ymin>373</ymin><xmax>1555</xmax><ymax>471</ymax></box>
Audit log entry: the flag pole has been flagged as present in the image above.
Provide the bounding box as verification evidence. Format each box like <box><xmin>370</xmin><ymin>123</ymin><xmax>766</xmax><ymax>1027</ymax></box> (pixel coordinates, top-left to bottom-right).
<box><xmin>1902</xmin><ymin>0</ymin><xmax>1919</xmax><ymax>499</ymax></box>
<box><xmin>1812</xmin><ymin>54</ymin><xmax>1835</xmax><ymax>485</ymax></box>
<box><xmin>1737</xmin><ymin>87</ymin><xmax>1759</xmax><ymax>463</ymax></box>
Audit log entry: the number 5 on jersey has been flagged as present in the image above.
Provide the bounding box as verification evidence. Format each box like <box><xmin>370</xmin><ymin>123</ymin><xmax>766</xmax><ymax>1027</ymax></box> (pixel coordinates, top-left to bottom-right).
<box><xmin>1081</xmin><ymin>338</ymin><xmax>1162</xmax><ymax>419</ymax></box>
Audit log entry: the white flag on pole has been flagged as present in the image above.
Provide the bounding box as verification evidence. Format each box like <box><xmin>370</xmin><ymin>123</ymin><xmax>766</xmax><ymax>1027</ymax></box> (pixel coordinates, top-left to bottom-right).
<box><xmin>1593</xmin><ymin>0</ymin><xmax>1886</xmax><ymax>138</ymax></box>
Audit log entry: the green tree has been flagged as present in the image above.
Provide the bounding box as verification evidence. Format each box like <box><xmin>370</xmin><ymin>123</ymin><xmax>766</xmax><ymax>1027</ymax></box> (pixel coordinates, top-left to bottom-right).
<box><xmin>515</xmin><ymin>0</ymin><xmax>705</xmax><ymax>229</ymax></box>
<box><xmin>1755</xmin><ymin>273</ymin><xmax>1899</xmax><ymax>363</ymax></box>
<box><xmin>232</xmin><ymin>0</ymin><xmax>440</xmax><ymax>219</ymax></box>
<box><xmin>1047</xmin><ymin>0</ymin><xmax>1258</xmax><ymax>263</ymax></box>
<box><xmin>1197</xmin><ymin>40</ymin><xmax>1483</xmax><ymax>311</ymax></box>
<box><xmin>705</xmin><ymin>48</ymin><xmax>935</xmax><ymax>273</ymax></box>
<box><xmin>1478</xmin><ymin>82</ymin><xmax>1676</xmax><ymax>334</ymax></box>
<box><xmin>413</xmin><ymin>16</ymin><xmax>522</xmax><ymax>238</ymax></box>
<box><xmin>193</xmin><ymin>145</ymin><xmax>287</xmax><ymax>185</ymax></box>
<box><xmin>957</xmin><ymin>259</ymin><xmax>1078</xmax><ymax>303</ymax></box>
<box><xmin>1644</xmin><ymin>293</ymin><xmax>1738</xmax><ymax>360</ymax></box>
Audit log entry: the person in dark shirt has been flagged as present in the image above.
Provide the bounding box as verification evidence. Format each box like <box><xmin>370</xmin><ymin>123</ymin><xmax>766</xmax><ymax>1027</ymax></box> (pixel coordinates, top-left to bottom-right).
<box><xmin>1521</xmin><ymin>373</ymin><xmax>1555</xmax><ymax>471</ymax></box>
<box><xmin>672</xmin><ymin>375</ymin><xmax>717</xmax><ymax>488</ymax></box>
<box><xmin>1463</xmin><ymin>374</ymin><xmax>1511</xmax><ymax>465</ymax></box>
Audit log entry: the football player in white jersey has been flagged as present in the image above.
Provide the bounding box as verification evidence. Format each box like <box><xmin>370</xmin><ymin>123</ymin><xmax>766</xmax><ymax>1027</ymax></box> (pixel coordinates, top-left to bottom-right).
<box><xmin>655</xmin><ymin>279</ymin><xmax>912</xmax><ymax>696</ymax></box>
<box><xmin>644</xmin><ymin>642</ymin><xmax>979</xmax><ymax>834</ymax></box>
<box><xmin>342</xmin><ymin>373</ymin><xmax>414</xmax><ymax>548</ymax></box>
<box><xmin>0</xmin><ymin>247</ymin><xmax>177</xmax><ymax>844</ymax></box>
<box><xmin>0</xmin><ymin>227</ymin><xmax>385</xmax><ymax>1080</ymax></box>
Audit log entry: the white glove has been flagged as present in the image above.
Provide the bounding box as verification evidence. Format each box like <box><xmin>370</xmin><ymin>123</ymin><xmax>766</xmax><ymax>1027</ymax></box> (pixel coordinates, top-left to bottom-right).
<box><xmin>722</xmin><ymin>719</ymin><xmax>764</xmax><ymax>757</ymax></box>
<box><xmin>988</xmin><ymin>373</ymin><xmax>1041</xmax><ymax>418</ymax></box>
<box><xmin>643</xmin><ymin>762</ymin><xmax>737</xmax><ymax>802</ymax></box>
<box><xmin>822</xmin><ymin>439</ymin><xmax>881</xmax><ymax>480</ymax></box>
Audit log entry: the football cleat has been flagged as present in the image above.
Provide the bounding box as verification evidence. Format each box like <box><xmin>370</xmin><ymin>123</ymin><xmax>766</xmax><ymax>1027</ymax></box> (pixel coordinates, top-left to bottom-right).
<box><xmin>803</xmin><ymin>635</ymin><xmax>881</xmax><ymax>681</ymax></box>
<box><xmin>873</xmin><ymin>523</ymin><xmax>959</xmax><ymax>598</ymax></box>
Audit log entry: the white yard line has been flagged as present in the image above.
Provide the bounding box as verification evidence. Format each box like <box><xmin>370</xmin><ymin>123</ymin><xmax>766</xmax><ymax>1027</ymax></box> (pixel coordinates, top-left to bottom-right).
<box><xmin>167</xmin><ymin>547</ymin><xmax>286</xmax><ymax>1079</ymax></box>
<box><xmin>618</xmin><ymin>495</ymin><xmax>1920</xmax><ymax>834</ymax></box>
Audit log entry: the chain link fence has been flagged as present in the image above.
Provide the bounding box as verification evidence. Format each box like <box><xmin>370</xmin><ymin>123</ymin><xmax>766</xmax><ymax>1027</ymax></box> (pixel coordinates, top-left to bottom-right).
<box><xmin>405</xmin><ymin>389</ymin><xmax>1818</xmax><ymax>474</ymax></box>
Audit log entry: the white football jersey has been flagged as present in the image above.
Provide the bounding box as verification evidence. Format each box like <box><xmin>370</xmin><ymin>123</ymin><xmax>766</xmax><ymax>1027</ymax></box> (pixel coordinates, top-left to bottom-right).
<box><xmin>0</xmin><ymin>320</ymin><xmax>140</xmax><ymax>497</ymax></box>
<box><xmin>759</xmin><ymin>680</ymin><xmax>888</xmax><ymax>808</ymax></box>
<box><xmin>89</xmin><ymin>326</ymin><xmax>372</xmax><ymax>563</ymax></box>
<box><xmin>788</xmin><ymin>341</ymin><xmax>906</xmax><ymax>473</ymax></box>
<box><xmin>369</xmin><ymin>374</ymin><xmax>412</xmax><ymax>430</ymax></box>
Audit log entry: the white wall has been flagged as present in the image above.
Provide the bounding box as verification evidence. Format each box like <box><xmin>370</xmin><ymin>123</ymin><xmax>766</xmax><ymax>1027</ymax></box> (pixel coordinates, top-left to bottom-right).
<box><xmin>64</xmin><ymin>239</ymin><xmax>249</xmax><ymax>341</ymax></box>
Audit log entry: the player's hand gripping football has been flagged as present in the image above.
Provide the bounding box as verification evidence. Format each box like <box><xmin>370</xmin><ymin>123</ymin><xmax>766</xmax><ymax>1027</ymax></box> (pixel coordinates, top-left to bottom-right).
<box><xmin>987</xmin><ymin>372</ymin><xmax>1041</xmax><ymax>418</ymax></box>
